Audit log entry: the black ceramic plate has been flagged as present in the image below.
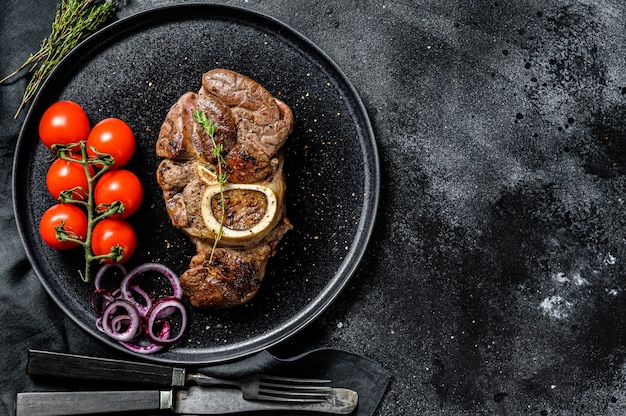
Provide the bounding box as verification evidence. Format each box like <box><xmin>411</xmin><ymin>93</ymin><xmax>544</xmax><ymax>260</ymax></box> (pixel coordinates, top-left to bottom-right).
<box><xmin>13</xmin><ymin>4</ymin><xmax>379</xmax><ymax>364</ymax></box>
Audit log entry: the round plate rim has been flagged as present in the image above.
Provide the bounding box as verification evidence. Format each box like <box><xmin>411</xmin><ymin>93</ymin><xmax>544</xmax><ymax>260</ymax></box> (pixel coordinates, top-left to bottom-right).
<box><xmin>12</xmin><ymin>3</ymin><xmax>380</xmax><ymax>364</ymax></box>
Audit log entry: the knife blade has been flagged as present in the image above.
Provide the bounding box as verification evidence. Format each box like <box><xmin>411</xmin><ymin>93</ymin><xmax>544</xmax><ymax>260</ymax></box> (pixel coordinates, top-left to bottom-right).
<box><xmin>16</xmin><ymin>386</ymin><xmax>358</xmax><ymax>415</ymax></box>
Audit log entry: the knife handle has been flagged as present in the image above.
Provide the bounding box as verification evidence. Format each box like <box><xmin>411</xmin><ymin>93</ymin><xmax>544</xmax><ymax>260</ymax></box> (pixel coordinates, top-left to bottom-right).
<box><xmin>27</xmin><ymin>349</ymin><xmax>186</xmax><ymax>387</ymax></box>
<box><xmin>16</xmin><ymin>390</ymin><xmax>173</xmax><ymax>416</ymax></box>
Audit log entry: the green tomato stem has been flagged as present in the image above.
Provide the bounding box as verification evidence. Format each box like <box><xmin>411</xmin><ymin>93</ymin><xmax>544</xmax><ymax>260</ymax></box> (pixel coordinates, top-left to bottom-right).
<box><xmin>54</xmin><ymin>140</ymin><xmax>119</xmax><ymax>283</ymax></box>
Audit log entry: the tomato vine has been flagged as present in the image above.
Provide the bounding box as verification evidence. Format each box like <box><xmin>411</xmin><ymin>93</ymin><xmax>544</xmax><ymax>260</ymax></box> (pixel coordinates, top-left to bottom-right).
<box><xmin>53</xmin><ymin>141</ymin><xmax>126</xmax><ymax>282</ymax></box>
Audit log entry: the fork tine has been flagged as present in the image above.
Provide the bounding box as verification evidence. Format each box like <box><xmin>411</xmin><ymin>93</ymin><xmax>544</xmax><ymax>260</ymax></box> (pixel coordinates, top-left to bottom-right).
<box><xmin>259</xmin><ymin>383</ymin><xmax>332</xmax><ymax>395</ymax></box>
<box><xmin>256</xmin><ymin>375</ymin><xmax>333</xmax><ymax>402</ymax></box>
<box><xmin>259</xmin><ymin>375</ymin><xmax>331</xmax><ymax>384</ymax></box>
<box><xmin>255</xmin><ymin>394</ymin><xmax>331</xmax><ymax>402</ymax></box>
<box><xmin>255</xmin><ymin>390</ymin><xmax>332</xmax><ymax>402</ymax></box>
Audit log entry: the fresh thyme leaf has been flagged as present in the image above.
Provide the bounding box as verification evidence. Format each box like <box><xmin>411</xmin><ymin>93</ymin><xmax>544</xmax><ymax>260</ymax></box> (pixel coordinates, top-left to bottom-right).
<box><xmin>207</xmin><ymin>123</ymin><xmax>217</xmax><ymax>137</ymax></box>
<box><xmin>1</xmin><ymin>0</ymin><xmax>116</xmax><ymax>118</ymax></box>
<box><xmin>212</xmin><ymin>143</ymin><xmax>223</xmax><ymax>158</ymax></box>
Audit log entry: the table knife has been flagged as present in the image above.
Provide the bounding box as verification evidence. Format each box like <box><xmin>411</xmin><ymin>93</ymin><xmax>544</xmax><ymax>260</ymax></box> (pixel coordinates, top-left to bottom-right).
<box><xmin>16</xmin><ymin>385</ymin><xmax>358</xmax><ymax>415</ymax></box>
<box><xmin>27</xmin><ymin>349</ymin><xmax>188</xmax><ymax>387</ymax></box>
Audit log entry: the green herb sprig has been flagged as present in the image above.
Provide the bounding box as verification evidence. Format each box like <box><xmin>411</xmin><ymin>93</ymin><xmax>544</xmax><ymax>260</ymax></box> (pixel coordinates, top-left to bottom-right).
<box><xmin>1</xmin><ymin>0</ymin><xmax>116</xmax><ymax>118</ymax></box>
<box><xmin>193</xmin><ymin>109</ymin><xmax>228</xmax><ymax>265</ymax></box>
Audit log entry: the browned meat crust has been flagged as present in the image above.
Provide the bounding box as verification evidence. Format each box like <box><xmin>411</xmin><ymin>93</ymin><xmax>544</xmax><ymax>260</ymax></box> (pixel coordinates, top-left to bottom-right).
<box><xmin>200</xmin><ymin>68</ymin><xmax>294</xmax><ymax>158</ymax></box>
<box><xmin>156</xmin><ymin>92</ymin><xmax>237</xmax><ymax>162</ymax></box>
<box><xmin>181</xmin><ymin>218</ymin><xmax>292</xmax><ymax>309</ymax></box>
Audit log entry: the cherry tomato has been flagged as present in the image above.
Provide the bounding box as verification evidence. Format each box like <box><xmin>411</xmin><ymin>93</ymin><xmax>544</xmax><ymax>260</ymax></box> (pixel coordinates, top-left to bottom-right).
<box><xmin>94</xmin><ymin>169</ymin><xmax>143</xmax><ymax>219</ymax></box>
<box><xmin>91</xmin><ymin>219</ymin><xmax>137</xmax><ymax>264</ymax></box>
<box><xmin>39</xmin><ymin>204</ymin><xmax>88</xmax><ymax>250</ymax></box>
<box><xmin>46</xmin><ymin>155</ymin><xmax>94</xmax><ymax>201</ymax></box>
<box><xmin>39</xmin><ymin>101</ymin><xmax>90</xmax><ymax>150</ymax></box>
<box><xmin>87</xmin><ymin>118</ymin><xmax>135</xmax><ymax>168</ymax></box>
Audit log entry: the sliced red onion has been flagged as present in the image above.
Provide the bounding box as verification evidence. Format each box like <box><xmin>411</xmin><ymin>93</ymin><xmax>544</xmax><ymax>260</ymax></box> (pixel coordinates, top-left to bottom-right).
<box><xmin>126</xmin><ymin>284</ymin><xmax>153</xmax><ymax>318</ymax></box>
<box><xmin>101</xmin><ymin>299</ymin><xmax>142</xmax><ymax>342</ymax></box>
<box><xmin>119</xmin><ymin>340</ymin><xmax>165</xmax><ymax>354</ymax></box>
<box><xmin>111</xmin><ymin>314</ymin><xmax>131</xmax><ymax>333</ymax></box>
<box><xmin>144</xmin><ymin>297</ymin><xmax>187</xmax><ymax>346</ymax></box>
<box><xmin>92</xmin><ymin>262</ymin><xmax>187</xmax><ymax>354</ymax></box>
<box><xmin>120</xmin><ymin>263</ymin><xmax>182</xmax><ymax>311</ymax></box>
<box><xmin>119</xmin><ymin>321</ymin><xmax>170</xmax><ymax>354</ymax></box>
<box><xmin>94</xmin><ymin>263</ymin><xmax>128</xmax><ymax>291</ymax></box>
<box><xmin>91</xmin><ymin>288</ymin><xmax>115</xmax><ymax>316</ymax></box>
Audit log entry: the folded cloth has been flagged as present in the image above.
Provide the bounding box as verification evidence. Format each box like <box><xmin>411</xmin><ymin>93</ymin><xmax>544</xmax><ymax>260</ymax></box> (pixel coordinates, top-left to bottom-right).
<box><xmin>197</xmin><ymin>348</ymin><xmax>391</xmax><ymax>416</ymax></box>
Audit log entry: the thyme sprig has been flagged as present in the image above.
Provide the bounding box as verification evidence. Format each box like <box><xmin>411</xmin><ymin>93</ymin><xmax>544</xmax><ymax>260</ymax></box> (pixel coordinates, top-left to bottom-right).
<box><xmin>193</xmin><ymin>109</ymin><xmax>228</xmax><ymax>265</ymax></box>
<box><xmin>1</xmin><ymin>0</ymin><xmax>116</xmax><ymax>118</ymax></box>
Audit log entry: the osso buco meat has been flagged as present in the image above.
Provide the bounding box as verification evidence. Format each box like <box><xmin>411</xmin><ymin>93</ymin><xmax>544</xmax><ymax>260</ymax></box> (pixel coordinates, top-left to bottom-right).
<box><xmin>156</xmin><ymin>69</ymin><xmax>294</xmax><ymax>309</ymax></box>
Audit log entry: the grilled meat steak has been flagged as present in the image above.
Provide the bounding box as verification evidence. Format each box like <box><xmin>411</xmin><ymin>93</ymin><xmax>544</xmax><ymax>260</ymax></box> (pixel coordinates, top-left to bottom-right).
<box><xmin>200</xmin><ymin>69</ymin><xmax>294</xmax><ymax>158</ymax></box>
<box><xmin>156</xmin><ymin>69</ymin><xmax>294</xmax><ymax>309</ymax></box>
<box><xmin>182</xmin><ymin>219</ymin><xmax>293</xmax><ymax>309</ymax></box>
<box><xmin>156</xmin><ymin>91</ymin><xmax>237</xmax><ymax>162</ymax></box>
<box><xmin>156</xmin><ymin>155</ymin><xmax>287</xmax><ymax>246</ymax></box>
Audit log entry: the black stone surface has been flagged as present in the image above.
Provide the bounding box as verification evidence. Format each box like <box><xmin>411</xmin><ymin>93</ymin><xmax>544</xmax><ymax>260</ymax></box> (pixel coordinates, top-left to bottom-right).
<box><xmin>3</xmin><ymin>0</ymin><xmax>626</xmax><ymax>415</ymax></box>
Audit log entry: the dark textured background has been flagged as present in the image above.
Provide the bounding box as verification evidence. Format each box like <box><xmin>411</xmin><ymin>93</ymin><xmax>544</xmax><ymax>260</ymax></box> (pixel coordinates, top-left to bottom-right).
<box><xmin>3</xmin><ymin>0</ymin><xmax>626</xmax><ymax>415</ymax></box>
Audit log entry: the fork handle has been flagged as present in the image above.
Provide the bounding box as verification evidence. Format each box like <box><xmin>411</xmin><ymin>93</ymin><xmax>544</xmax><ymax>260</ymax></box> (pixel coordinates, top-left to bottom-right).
<box><xmin>16</xmin><ymin>390</ymin><xmax>173</xmax><ymax>416</ymax></box>
<box><xmin>27</xmin><ymin>349</ymin><xmax>186</xmax><ymax>387</ymax></box>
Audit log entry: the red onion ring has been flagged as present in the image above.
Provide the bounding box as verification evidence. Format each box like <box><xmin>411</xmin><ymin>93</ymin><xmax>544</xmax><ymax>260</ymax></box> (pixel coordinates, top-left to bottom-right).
<box><xmin>144</xmin><ymin>297</ymin><xmax>187</xmax><ymax>346</ymax></box>
<box><xmin>120</xmin><ymin>263</ymin><xmax>183</xmax><ymax>300</ymax></box>
<box><xmin>119</xmin><ymin>321</ymin><xmax>170</xmax><ymax>354</ymax></box>
<box><xmin>127</xmin><ymin>284</ymin><xmax>153</xmax><ymax>318</ymax></box>
<box><xmin>97</xmin><ymin>316</ymin><xmax>164</xmax><ymax>354</ymax></box>
<box><xmin>94</xmin><ymin>263</ymin><xmax>128</xmax><ymax>291</ymax></box>
<box><xmin>100</xmin><ymin>299</ymin><xmax>142</xmax><ymax>342</ymax></box>
<box><xmin>91</xmin><ymin>288</ymin><xmax>115</xmax><ymax>316</ymax></box>
<box><xmin>92</xmin><ymin>262</ymin><xmax>188</xmax><ymax>354</ymax></box>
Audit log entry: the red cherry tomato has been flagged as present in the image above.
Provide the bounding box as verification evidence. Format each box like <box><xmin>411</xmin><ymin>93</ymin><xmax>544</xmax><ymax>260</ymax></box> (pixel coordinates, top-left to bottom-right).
<box><xmin>87</xmin><ymin>118</ymin><xmax>135</xmax><ymax>168</ymax></box>
<box><xmin>39</xmin><ymin>101</ymin><xmax>90</xmax><ymax>150</ymax></box>
<box><xmin>94</xmin><ymin>169</ymin><xmax>143</xmax><ymax>219</ymax></box>
<box><xmin>46</xmin><ymin>155</ymin><xmax>94</xmax><ymax>201</ymax></box>
<box><xmin>91</xmin><ymin>219</ymin><xmax>137</xmax><ymax>264</ymax></box>
<box><xmin>39</xmin><ymin>204</ymin><xmax>88</xmax><ymax>250</ymax></box>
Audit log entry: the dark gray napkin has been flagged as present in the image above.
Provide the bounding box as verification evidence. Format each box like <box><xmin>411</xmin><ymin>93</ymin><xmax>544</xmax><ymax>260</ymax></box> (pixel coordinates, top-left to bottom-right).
<box><xmin>198</xmin><ymin>348</ymin><xmax>391</xmax><ymax>416</ymax></box>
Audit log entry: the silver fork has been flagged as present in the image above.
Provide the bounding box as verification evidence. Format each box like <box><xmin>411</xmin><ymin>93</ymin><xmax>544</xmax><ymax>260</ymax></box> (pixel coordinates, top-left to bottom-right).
<box><xmin>189</xmin><ymin>372</ymin><xmax>332</xmax><ymax>402</ymax></box>
<box><xmin>27</xmin><ymin>349</ymin><xmax>332</xmax><ymax>402</ymax></box>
